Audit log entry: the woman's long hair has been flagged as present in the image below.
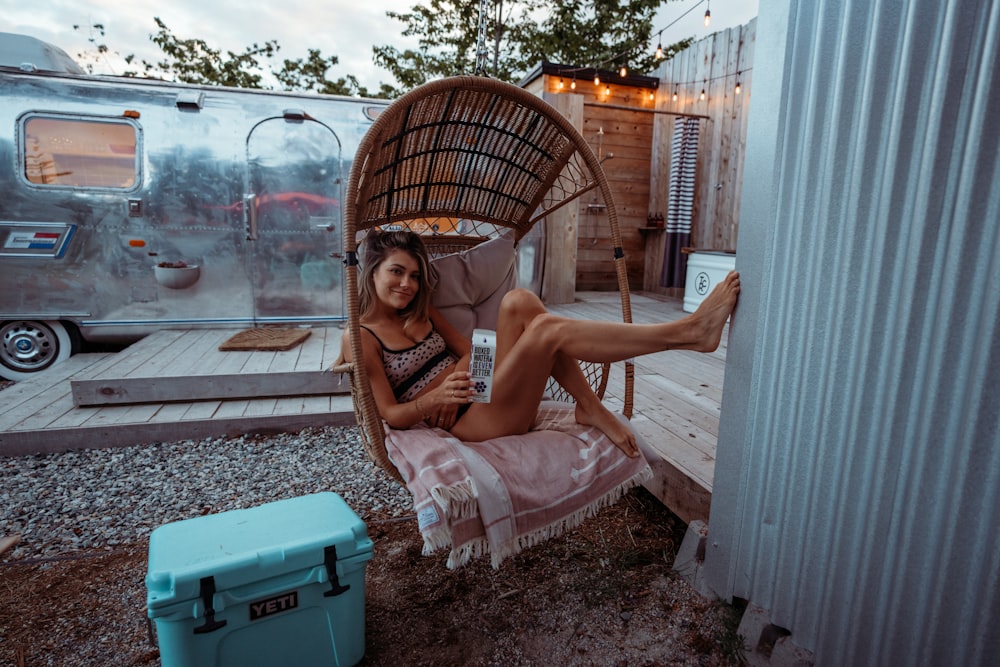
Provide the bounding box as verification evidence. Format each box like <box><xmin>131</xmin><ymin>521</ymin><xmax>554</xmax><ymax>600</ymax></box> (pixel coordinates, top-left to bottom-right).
<box><xmin>358</xmin><ymin>230</ymin><xmax>433</xmax><ymax>328</ymax></box>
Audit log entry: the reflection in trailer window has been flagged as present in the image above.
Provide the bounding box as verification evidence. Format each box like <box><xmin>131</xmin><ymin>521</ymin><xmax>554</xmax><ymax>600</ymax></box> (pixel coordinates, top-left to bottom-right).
<box><xmin>22</xmin><ymin>116</ymin><xmax>138</xmax><ymax>188</ymax></box>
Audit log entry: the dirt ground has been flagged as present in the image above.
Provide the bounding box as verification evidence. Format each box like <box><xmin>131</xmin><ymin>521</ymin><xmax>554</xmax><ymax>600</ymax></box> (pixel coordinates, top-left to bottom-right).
<box><xmin>1</xmin><ymin>487</ymin><xmax>745</xmax><ymax>666</ymax></box>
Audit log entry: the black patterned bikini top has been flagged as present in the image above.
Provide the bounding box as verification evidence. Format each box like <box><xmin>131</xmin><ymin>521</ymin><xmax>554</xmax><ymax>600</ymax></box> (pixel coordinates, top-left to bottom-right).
<box><xmin>359</xmin><ymin>324</ymin><xmax>458</xmax><ymax>402</ymax></box>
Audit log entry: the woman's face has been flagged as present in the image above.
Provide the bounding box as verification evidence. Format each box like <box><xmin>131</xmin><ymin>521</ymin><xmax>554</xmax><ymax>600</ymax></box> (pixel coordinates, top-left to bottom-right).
<box><xmin>373</xmin><ymin>249</ymin><xmax>422</xmax><ymax>311</ymax></box>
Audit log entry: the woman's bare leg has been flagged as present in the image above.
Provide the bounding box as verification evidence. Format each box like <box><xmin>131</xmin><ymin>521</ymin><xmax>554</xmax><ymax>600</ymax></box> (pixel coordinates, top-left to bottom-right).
<box><xmin>450</xmin><ymin>290</ymin><xmax>557</xmax><ymax>441</ymax></box>
<box><xmin>491</xmin><ymin>271</ymin><xmax>739</xmax><ymax>365</ymax></box>
<box><xmin>451</xmin><ymin>273</ymin><xmax>740</xmax><ymax>446</ymax></box>
<box><xmin>489</xmin><ymin>291</ymin><xmax>638</xmax><ymax>453</ymax></box>
<box><xmin>530</xmin><ymin>271</ymin><xmax>740</xmax><ymax>363</ymax></box>
<box><xmin>450</xmin><ymin>293</ymin><xmax>640</xmax><ymax>455</ymax></box>
<box><xmin>550</xmin><ymin>352</ymin><xmax>640</xmax><ymax>456</ymax></box>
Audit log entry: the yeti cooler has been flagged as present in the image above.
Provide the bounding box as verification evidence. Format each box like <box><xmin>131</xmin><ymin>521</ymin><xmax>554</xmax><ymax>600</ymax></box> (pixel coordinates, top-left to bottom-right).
<box><xmin>146</xmin><ymin>492</ymin><xmax>373</xmax><ymax>667</ymax></box>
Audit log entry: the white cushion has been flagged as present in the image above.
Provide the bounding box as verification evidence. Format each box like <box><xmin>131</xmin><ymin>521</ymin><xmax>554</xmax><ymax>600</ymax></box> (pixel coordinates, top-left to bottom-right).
<box><xmin>430</xmin><ymin>230</ymin><xmax>517</xmax><ymax>338</ymax></box>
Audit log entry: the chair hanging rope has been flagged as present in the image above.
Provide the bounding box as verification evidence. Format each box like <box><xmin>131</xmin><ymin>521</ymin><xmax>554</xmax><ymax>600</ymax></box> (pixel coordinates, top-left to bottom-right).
<box><xmin>475</xmin><ymin>0</ymin><xmax>490</xmax><ymax>75</ymax></box>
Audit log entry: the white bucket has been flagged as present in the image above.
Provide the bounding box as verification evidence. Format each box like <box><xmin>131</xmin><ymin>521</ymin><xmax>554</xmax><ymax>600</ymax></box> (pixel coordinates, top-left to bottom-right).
<box><xmin>683</xmin><ymin>251</ymin><xmax>736</xmax><ymax>313</ymax></box>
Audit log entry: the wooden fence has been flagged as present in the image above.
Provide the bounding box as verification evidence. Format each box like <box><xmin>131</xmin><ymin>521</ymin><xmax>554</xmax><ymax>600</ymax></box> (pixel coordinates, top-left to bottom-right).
<box><xmin>645</xmin><ymin>18</ymin><xmax>756</xmax><ymax>295</ymax></box>
<box><xmin>523</xmin><ymin>17</ymin><xmax>757</xmax><ymax>296</ymax></box>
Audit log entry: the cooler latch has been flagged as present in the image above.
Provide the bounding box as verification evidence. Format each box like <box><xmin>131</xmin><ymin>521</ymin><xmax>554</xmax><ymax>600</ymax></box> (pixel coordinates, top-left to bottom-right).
<box><xmin>193</xmin><ymin>576</ymin><xmax>228</xmax><ymax>634</ymax></box>
<box><xmin>323</xmin><ymin>545</ymin><xmax>350</xmax><ymax>597</ymax></box>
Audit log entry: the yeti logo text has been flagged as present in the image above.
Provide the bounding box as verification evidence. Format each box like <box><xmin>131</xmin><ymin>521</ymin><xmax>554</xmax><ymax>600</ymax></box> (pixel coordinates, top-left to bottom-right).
<box><xmin>249</xmin><ymin>590</ymin><xmax>299</xmax><ymax>621</ymax></box>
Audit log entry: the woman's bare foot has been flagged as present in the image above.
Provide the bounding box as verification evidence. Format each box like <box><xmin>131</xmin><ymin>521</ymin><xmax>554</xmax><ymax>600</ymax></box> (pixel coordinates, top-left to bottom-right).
<box><xmin>686</xmin><ymin>270</ymin><xmax>741</xmax><ymax>352</ymax></box>
<box><xmin>575</xmin><ymin>402</ymin><xmax>641</xmax><ymax>458</ymax></box>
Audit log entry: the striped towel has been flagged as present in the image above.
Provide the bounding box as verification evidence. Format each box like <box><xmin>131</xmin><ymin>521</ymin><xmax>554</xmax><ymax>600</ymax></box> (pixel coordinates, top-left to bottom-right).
<box><xmin>661</xmin><ymin>116</ymin><xmax>700</xmax><ymax>288</ymax></box>
<box><xmin>385</xmin><ymin>401</ymin><xmax>652</xmax><ymax>569</ymax></box>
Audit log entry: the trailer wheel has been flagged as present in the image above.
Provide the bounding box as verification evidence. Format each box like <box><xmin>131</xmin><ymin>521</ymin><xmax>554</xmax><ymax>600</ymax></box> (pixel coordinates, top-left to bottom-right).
<box><xmin>0</xmin><ymin>320</ymin><xmax>74</xmax><ymax>381</ymax></box>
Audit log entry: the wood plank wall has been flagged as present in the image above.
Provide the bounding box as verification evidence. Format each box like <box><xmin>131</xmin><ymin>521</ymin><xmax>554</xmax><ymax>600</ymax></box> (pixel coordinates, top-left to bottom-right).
<box><xmin>525</xmin><ymin>74</ymin><xmax>657</xmax><ymax>292</ymax></box>
<box><xmin>523</xmin><ymin>17</ymin><xmax>756</xmax><ymax>294</ymax></box>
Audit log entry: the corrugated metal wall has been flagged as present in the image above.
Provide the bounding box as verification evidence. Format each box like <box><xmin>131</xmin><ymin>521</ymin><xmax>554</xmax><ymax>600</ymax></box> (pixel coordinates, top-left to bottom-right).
<box><xmin>707</xmin><ymin>1</ymin><xmax>1000</xmax><ymax>664</ymax></box>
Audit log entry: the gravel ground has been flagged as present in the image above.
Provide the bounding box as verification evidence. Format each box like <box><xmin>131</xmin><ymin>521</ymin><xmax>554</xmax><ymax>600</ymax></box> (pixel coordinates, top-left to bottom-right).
<box><xmin>1</xmin><ymin>425</ymin><xmax>411</xmax><ymax>562</ymax></box>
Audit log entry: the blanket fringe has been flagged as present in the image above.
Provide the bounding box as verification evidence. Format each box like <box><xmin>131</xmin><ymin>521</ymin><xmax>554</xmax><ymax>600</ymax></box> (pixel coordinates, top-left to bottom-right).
<box><xmin>487</xmin><ymin>466</ymin><xmax>653</xmax><ymax>569</ymax></box>
<box><xmin>446</xmin><ymin>537</ymin><xmax>489</xmax><ymax>570</ymax></box>
<box><xmin>430</xmin><ymin>477</ymin><xmax>478</xmax><ymax>519</ymax></box>
<box><xmin>420</xmin><ymin>524</ymin><xmax>453</xmax><ymax>555</ymax></box>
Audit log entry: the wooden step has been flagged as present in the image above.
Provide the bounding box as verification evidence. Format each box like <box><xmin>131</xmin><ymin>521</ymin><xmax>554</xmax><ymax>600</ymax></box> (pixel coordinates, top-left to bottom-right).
<box><xmin>0</xmin><ymin>394</ymin><xmax>357</xmax><ymax>457</ymax></box>
<box><xmin>70</xmin><ymin>327</ymin><xmax>349</xmax><ymax>407</ymax></box>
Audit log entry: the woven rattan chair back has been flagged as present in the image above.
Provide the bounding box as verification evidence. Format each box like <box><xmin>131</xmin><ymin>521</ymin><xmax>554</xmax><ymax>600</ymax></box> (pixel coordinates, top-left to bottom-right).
<box><xmin>337</xmin><ymin>76</ymin><xmax>635</xmax><ymax>481</ymax></box>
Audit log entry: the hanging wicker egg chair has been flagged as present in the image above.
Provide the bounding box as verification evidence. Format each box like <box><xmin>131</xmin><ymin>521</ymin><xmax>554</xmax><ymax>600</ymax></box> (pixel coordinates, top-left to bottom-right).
<box><xmin>335</xmin><ymin>75</ymin><xmax>635</xmax><ymax>481</ymax></box>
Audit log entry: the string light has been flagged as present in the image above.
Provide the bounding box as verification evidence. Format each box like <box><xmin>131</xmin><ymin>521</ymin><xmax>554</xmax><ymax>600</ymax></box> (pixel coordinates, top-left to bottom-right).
<box><xmin>545</xmin><ymin>0</ymin><xmax>724</xmax><ymax>89</ymax></box>
<box><xmin>542</xmin><ymin>2</ymin><xmax>752</xmax><ymax>106</ymax></box>
<box><xmin>546</xmin><ymin>65</ymin><xmax>750</xmax><ymax>107</ymax></box>
<box><xmin>648</xmin><ymin>0</ymin><xmax>713</xmax><ymax>62</ymax></box>
<box><xmin>661</xmin><ymin>68</ymin><xmax>752</xmax><ymax>104</ymax></box>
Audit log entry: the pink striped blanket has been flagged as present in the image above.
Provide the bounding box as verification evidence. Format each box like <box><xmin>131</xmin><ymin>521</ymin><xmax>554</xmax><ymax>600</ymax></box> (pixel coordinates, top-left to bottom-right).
<box><xmin>385</xmin><ymin>401</ymin><xmax>652</xmax><ymax>569</ymax></box>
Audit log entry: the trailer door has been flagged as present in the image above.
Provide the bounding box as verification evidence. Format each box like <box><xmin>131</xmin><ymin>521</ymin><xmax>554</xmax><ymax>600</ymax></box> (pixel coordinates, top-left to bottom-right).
<box><xmin>245</xmin><ymin>112</ymin><xmax>343</xmax><ymax>323</ymax></box>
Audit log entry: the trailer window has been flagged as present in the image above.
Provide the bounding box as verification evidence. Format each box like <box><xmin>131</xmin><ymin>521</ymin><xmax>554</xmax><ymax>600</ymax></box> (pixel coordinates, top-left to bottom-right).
<box><xmin>22</xmin><ymin>116</ymin><xmax>138</xmax><ymax>189</ymax></box>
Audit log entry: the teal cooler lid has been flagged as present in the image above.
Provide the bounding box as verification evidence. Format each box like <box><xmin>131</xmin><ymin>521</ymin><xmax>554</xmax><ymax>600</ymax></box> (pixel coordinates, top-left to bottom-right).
<box><xmin>146</xmin><ymin>492</ymin><xmax>373</xmax><ymax>611</ymax></box>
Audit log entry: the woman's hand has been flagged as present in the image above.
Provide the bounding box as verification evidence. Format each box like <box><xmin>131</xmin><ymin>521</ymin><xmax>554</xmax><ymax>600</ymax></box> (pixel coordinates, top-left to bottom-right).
<box><xmin>428</xmin><ymin>371</ymin><xmax>473</xmax><ymax>430</ymax></box>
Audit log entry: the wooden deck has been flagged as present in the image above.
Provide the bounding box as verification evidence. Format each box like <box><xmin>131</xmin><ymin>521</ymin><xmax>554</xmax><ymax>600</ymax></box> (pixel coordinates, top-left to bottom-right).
<box><xmin>0</xmin><ymin>292</ymin><xmax>727</xmax><ymax>523</ymax></box>
<box><xmin>0</xmin><ymin>327</ymin><xmax>356</xmax><ymax>456</ymax></box>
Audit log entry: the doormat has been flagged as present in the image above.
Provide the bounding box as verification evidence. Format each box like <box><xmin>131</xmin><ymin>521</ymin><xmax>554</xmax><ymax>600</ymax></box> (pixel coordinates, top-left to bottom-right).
<box><xmin>218</xmin><ymin>328</ymin><xmax>312</xmax><ymax>351</ymax></box>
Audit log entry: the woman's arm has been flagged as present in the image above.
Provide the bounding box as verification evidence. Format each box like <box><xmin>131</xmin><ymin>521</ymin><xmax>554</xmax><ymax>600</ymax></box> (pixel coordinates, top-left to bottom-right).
<box><xmin>424</xmin><ymin>307</ymin><xmax>475</xmax><ymax>427</ymax></box>
<box><xmin>430</xmin><ymin>306</ymin><xmax>472</xmax><ymax>368</ymax></box>
<box><xmin>342</xmin><ymin>328</ymin><xmax>432</xmax><ymax>429</ymax></box>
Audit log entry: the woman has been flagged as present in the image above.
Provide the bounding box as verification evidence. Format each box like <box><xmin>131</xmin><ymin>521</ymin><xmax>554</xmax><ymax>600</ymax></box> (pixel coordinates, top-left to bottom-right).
<box><xmin>342</xmin><ymin>230</ymin><xmax>740</xmax><ymax>457</ymax></box>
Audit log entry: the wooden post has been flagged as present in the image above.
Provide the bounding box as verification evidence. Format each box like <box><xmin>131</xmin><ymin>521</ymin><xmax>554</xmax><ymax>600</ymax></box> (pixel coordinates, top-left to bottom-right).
<box><xmin>541</xmin><ymin>91</ymin><xmax>582</xmax><ymax>305</ymax></box>
<box><xmin>641</xmin><ymin>228</ymin><xmax>667</xmax><ymax>291</ymax></box>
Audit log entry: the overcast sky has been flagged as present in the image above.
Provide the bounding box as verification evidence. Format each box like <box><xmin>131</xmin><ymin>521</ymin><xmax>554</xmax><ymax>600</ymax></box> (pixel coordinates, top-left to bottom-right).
<box><xmin>1</xmin><ymin>0</ymin><xmax>758</xmax><ymax>92</ymax></box>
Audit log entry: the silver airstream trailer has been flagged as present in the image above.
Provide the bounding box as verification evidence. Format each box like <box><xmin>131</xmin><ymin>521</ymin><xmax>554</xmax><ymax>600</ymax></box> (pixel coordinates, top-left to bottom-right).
<box><xmin>0</xmin><ymin>33</ymin><xmax>389</xmax><ymax>381</ymax></box>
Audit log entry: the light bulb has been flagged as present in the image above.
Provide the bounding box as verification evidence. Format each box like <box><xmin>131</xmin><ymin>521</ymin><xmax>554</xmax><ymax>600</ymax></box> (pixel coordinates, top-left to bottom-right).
<box><xmin>704</xmin><ymin>9</ymin><xmax>711</xmax><ymax>27</ymax></box>
<box><xmin>648</xmin><ymin>90</ymin><xmax>655</xmax><ymax>101</ymax></box>
<box><xmin>619</xmin><ymin>65</ymin><xmax>627</xmax><ymax>78</ymax></box>
<box><xmin>735</xmin><ymin>80</ymin><xmax>741</xmax><ymax>95</ymax></box>
<box><xmin>672</xmin><ymin>87</ymin><xmax>678</xmax><ymax>101</ymax></box>
<box><xmin>700</xmin><ymin>88</ymin><xmax>706</xmax><ymax>101</ymax></box>
<box><xmin>594</xmin><ymin>74</ymin><xmax>601</xmax><ymax>86</ymax></box>
<box><xmin>558</xmin><ymin>78</ymin><xmax>564</xmax><ymax>90</ymax></box>
<box><xmin>655</xmin><ymin>43</ymin><xmax>663</xmax><ymax>59</ymax></box>
<box><xmin>605</xmin><ymin>85</ymin><xmax>610</xmax><ymax>96</ymax></box>
<box><xmin>570</xmin><ymin>78</ymin><xmax>577</xmax><ymax>90</ymax></box>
